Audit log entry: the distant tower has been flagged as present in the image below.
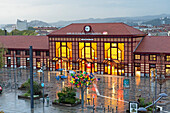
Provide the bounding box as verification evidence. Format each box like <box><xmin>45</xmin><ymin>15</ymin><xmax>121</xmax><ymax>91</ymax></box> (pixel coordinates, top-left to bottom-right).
<box><xmin>16</xmin><ymin>19</ymin><xmax>28</xmax><ymax>31</ymax></box>
<box><xmin>162</xmin><ymin>20</ymin><xmax>165</xmax><ymax>25</ymax></box>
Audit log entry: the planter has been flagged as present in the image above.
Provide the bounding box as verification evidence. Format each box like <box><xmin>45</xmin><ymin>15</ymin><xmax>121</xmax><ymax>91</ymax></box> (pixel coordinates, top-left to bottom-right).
<box><xmin>18</xmin><ymin>87</ymin><xmax>27</xmax><ymax>90</ymax></box>
<box><xmin>52</xmin><ymin>101</ymin><xmax>81</xmax><ymax>107</ymax></box>
<box><xmin>18</xmin><ymin>94</ymin><xmax>48</xmax><ymax>100</ymax></box>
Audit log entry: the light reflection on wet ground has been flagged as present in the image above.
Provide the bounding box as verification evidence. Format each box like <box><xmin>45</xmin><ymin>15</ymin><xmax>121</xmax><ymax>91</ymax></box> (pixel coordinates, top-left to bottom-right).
<box><xmin>0</xmin><ymin>68</ymin><xmax>169</xmax><ymax>112</ymax></box>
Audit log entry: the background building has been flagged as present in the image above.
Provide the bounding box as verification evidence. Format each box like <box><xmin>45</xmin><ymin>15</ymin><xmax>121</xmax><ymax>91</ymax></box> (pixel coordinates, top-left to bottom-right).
<box><xmin>0</xmin><ymin>36</ymin><xmax>49</xmax><ymax>69</ymax></box>
<box><xmin>16</xmin><ymin>19</ymin><xmax>28</xmax><ymax>31</ymax></box>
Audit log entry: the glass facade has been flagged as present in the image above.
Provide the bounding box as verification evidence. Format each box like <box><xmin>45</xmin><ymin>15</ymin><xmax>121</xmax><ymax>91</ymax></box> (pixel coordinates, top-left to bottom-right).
<box><xmin>55</xmin><ymin>42</ymin><xmax>72</xmax><ymax>70</ymax></box>
<box><xmin>104</xmin><ymin>42</ymin><xmax>124</xmax><ymax>75</ymax></box>
<box><xmin>78</xmin><ymin>42</ymin><xmax>97</xmax><ymax>73</ymax></box>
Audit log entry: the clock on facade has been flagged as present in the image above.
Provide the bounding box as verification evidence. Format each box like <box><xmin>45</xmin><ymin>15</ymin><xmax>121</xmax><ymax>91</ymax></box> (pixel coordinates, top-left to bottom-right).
<box><xmin>84</xmin><ymin>25</ymin><xmax>91</xmax><ymax>33</ymax></box>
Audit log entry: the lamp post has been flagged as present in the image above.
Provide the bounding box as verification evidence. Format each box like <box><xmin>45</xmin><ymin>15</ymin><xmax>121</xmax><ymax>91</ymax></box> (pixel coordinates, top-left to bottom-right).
<box><xmin>38</xmin><ymin>63</ymin><xmax>45</xmax><ymax>104</ymax></box>
<box><xmin>138</xmin><ymin>93</ymin><xmax>168</xmax><ymax>112</ymax></box>
<box><xmin>93</xmin><ymin>95</ymin><xmax>95</xmax><ymax>113</ymax></box>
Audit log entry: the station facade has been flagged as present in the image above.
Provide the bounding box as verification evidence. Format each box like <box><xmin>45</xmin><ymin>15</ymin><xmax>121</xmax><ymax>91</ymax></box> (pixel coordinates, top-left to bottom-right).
<box><xmin>1</xmin><ymin>23</ymin><xmax>170</xmax><ymax>77</ymax></box>
<box><xmin>48</xmin><ymin>23</ymin><xmax>146</xmax><ymax>76</ymax></box>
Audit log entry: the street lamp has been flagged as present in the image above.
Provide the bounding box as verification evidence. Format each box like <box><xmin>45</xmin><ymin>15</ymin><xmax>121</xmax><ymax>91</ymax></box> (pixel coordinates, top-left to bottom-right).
<box><xmin>138</xmin><ymin>93</ymin><xmax>168</xmax><ymax>112</ymax></box>
<box><xmin>37</xmin><ymin>63</ymin><xmax>45</xmax><ymax>104</ymax></box>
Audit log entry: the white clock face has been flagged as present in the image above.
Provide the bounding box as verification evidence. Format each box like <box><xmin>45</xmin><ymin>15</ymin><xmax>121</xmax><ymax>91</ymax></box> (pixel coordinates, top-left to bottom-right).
<box><xmin>85</xmin><ymin>26</ymin><xmax>90</xmax><ymax>32</ymax></box>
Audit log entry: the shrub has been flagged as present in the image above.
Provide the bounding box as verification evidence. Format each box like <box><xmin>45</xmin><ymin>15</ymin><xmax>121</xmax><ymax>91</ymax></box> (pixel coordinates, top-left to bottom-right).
<box><xmin>138</xmin><ymin>97</ymin><xmax>153</xmax><ymax>111</ymax></box>
<box><xmin>56</xmin><ymin>87</ymin><xmax>77</xmax><ymax>104</ymax></box>
<box><xmin>21</xmin><ymin>79</ymin><xmax>42</xmax><ymax>96</ymax></box>
<box><xmin>23</xmin><ymin>93</ymin><xmax>30</xmax><ymax>97</ymax></box>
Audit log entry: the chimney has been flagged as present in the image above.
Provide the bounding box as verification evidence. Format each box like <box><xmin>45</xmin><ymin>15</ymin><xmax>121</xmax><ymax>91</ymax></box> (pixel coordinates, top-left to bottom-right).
<box><xmin>4</xmin><ymin>29</ymin><xmax>7</xmax><ymax>36</ymax></box>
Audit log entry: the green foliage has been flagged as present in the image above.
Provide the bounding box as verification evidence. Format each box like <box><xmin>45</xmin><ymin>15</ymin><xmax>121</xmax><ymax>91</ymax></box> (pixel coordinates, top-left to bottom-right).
<box><xmin>21</xmin><ymin>79</ymin><xmax>42</xmax><ymax>95</ymax></box>
<box><xmin>138</xmin><ymin>97</ymin><xmax>153</xmax><ymax>111</ymax></box>
<box><xmin>0</xmin><ymin>111</ymin><xmax>4</xmax><ymax>113</ymax></box>
<box><xmin>0</xmin><ymin>29</ymin><xmax>9</xmax><ymax>35</ymax></box>
<box><xmin>0</xmin><ymin>44</ymin><xmax>6</xmax><ymax>68</ymax></box>
<box><xmin>138</xmin><ymin>97</ymin><xmax>145</xmax><ymax>107</ymax></box>
<box><xmin>9</xmin><ymin>29</ymin><xmax>37</xmax><ymax>36</ymax></box>
<box><xmin>23</xmin><ymin>92</ymin><xmax>30</xmax><ymax>97</ymax></box>
<box><xmin>56</xmin><ymin>87</ymin><xmax>79</xmax><ymax>104</ymax></box>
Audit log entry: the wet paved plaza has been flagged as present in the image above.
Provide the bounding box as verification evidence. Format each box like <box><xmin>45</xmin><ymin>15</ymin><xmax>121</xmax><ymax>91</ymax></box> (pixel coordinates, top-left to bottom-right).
<box><xmin>0</xmin><ymin>68</ymin><xmax>169</xmax><ymax>113</ymax></box>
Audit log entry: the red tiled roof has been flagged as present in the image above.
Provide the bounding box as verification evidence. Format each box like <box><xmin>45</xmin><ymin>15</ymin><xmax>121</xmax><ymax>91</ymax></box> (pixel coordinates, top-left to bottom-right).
<box><xmin>0</xmin><ymin>36</ymin><xmax>49</xmax><ymax>50</ymax></box>
<box><xmin>49</xmin><ymin>23</ymin><xmax>146</xmax><ymax>36</ymax></box>
<box><xmin>134</xmin><ymin>36</ymin><xmax>170</xmax><ymax>54</ymax></box>
<box><xmin>34</xmin><ymin>27</ymin><xmax>58</xmax><ymax>30</ymax></box>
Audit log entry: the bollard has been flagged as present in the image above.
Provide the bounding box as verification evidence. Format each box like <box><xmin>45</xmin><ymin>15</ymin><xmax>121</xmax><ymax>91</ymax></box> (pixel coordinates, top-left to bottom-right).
<box><xmin>46</xmin><ymin>96</ymin><xmax>49</xmax><ymax>104</ymax></box>
<box><xmin>112</xmin><ymin>108</ymin><xmax>114</xmax><ymax>113</ymax></box>
<box><xmin>104</xmin><ymin>107</ymin><xmax>105</xmax><ymax>113</ymax></box>
<box><xmin>108</xmin><ymin>105</ymin><xmax>110</xmax><ymax>112</ymax></box>
<box><xmin>116</xmin><ymin>106</ymin><xmax>118</xmax><ymax>113</ymax></box>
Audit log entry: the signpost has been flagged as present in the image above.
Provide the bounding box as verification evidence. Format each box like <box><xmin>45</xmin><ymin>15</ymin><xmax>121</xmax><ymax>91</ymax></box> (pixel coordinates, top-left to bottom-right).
<box><xmin>129</xmin><ymin>102</ymin><xmax>138</xmax><ymax>113</ymax></box>
<box><xmin>123</xmin><ymin>79</ymin><xmax>130</xmax><ymax>88</ymax></box>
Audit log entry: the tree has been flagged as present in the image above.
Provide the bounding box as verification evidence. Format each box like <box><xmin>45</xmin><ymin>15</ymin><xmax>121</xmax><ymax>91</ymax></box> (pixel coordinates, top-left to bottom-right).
<box><xmin>70</xmin><ymin>72</ymin><xmax>96</xmax><ymax>108</ymax></box>
<box><xmin>0</xmin><ymin>29</ymin><xmax>9</xmax><ymax>35</ymax></box>
<box><xmin>9</xmin><ymin>29</ymin><xmax>37</xmax><ymax>36</ymax></box>
<box><xmin>0</xmin><ymin>43</ymin><xmax>6</xmax><ymax>68</ymax></box>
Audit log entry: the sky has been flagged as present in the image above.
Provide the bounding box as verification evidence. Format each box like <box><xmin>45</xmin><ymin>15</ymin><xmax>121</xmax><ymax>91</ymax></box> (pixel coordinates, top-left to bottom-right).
<box><xmin>0</xmin><ymin>0</ymin><xmax>170</xmax><ymax>24</ymax></box>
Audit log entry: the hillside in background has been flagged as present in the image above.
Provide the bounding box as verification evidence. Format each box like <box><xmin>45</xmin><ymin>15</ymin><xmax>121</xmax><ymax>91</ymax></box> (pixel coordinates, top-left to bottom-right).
<box><xmin>49</xmin><ymin>14</ymin><xmax>170</xmax><ymax>27</ymax></box>
<box><xmin>142</xmin><ymin>17</ymin><xmax>170</xmax><ymax>26</ymax></box>
<box><xmin>28</xmin><ymin>20</ymin><xmax>49</xmax><ymax>27</ymax></box>
<box><xmin>1</xmin><ymin>14</ymin><xmax>170</xmax><ymax>28</ymax></box>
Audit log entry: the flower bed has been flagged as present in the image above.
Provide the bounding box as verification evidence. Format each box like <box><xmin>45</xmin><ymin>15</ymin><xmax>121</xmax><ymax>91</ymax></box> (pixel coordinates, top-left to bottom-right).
<box><xmin>52</xmin><ymin>98</ymin><xmax>81</xmax><ymax>107</ymax></box>
<box><xmin>18</xmin><ymin>94</ymin><xmax>48</xmax><ymax>100</ymax></box>
<box><xmin>18</xmin><ymin>79</ymin><xmax>44</xmax><ymax>100</ymax></box>
<box><xmin>52</xmin><ymin>87</ymin><xmax>81</xmax><ymax>107</ymax></box>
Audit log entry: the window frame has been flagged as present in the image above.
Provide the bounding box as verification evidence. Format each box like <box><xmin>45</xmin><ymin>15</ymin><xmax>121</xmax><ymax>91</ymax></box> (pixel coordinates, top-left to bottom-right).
<box><xmin>16</xmin><ymin>50</ymin><xmax>21</xmax><ymax>55</ymax></box>
<box><xmin>166</xmin><ymin>55</ymin><xmax>170</xmax><ymax>62</ymax></box>
<box><xmin>36</xmin><ymin>51</ymin><xmax>41</xmax><ymax>56</ymax></box>
<box><xmin>135</xmin><ymin>54</ymin><xmax>141</xmax><ymax>60</ymax></box>
<box><xmin>25</xmin><ymin>50</ymin><xmax>29</xmax><ymax>55</ymax></box>
<box><xmin>149</xmin><ymin>54</ymin><xmax>157</xmax><ymax>61</ymax></box>
<box><xmin>6</xmin><ymin>49</ymin><xmax>11</xmax><ymax>55</ymax></box>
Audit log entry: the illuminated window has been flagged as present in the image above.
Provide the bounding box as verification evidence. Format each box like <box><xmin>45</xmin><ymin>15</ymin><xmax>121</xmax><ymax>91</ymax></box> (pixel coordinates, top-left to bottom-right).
<box><xmin>135</xmin><ymin>55</ymin><xmax>140</xmax><ymax>60</ymax></box>
<box><xmin>111</xmin><ymin>48</ymin><xmax>117</xmax><ymax>59</ymax></box>
<box><xmin>62</xmin><ymin>47</ymin><xmax>66</xmax><ymax>57</ymax></box>
<box><xmin>79</xmin><ymin>42</ymin><xmax>84</xmax><ymax>58</ymax></box>
<box><xmin>118</xmin><ymin>43</ymin><xmax>124</xmax><ymax>60</ymax></box>
<box><xmin>95</xmin><ymin>63</ymin><xmax>97</xmax><ymax>72</ymax></box>
<box><xmin>62</xmin><ymin>42</ymin><xmax>66</xmax><ymax>46</ymax></box>
<box><xmin>67</xmin><ymin>42</ymin><xmax>72</xmax><ymax>59</ymax></box>
<box><xmin>149</xmin><ymin>55</ymin><xmax>156</xmax><ymax>61</ymax></box>
<box><xmin>166</xmin><ymin>55</ymin><xmax>170</xmax><ymax>61</ymax></box>
<box><xmin>56</xmin><ymin>42</ymin><xmax>60</xmax><ymax>57</ymax></box>
<box><xmin>104</xmin><ymin>43</ymin><xmax>110</xmax><ymax>59</ymax></box>
<box><xmin>36</xmin><ymin>58</ymin><xmax>41</xmax><ymax>68</ymax></box>
<box><xmin>166</xmin><ymin>65</ymin><xmax>170</xmax><ymax>76</ymax></box>
<box><xmin>92</xmin><ymin>43</ymin><xmax>97</xmax><ymax>60</ymax></box>
<box><xmin>86</xmin><ymin>43</ymin><xmax>90</xmax><ymax>46</ymax></box>
<box><xmin>166</xmin><ymin>65</ymin><xmax>170</xmax><ymax>68</ymax></box>
<box><xmin>85</xmin><ymin>47</ymin><xmax>90</xmax><ymax>58</ymax></box>
<box><xmin>118</xmin><ymin>49</ymin><xmax>121</xmax><ymax>61</ymax></box>
<box><xmin>112</xmin><ymin>43</ymin><xmax>117</xmax><ymax>47</ymax></box>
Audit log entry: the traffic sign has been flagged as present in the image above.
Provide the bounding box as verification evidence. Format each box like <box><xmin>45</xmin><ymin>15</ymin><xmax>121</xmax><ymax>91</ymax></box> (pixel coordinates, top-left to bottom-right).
<box><xmin>123</xmin><ymin>79</ymin><xmax>130</xmax><ymax>88</ymax></box>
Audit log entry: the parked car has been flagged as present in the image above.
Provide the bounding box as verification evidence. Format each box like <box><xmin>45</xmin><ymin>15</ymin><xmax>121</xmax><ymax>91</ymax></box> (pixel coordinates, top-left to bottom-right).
<box><xmin>0</xmin><ymin>85</ymin><xmax>2</xmax><ymax>94</ymax></box>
